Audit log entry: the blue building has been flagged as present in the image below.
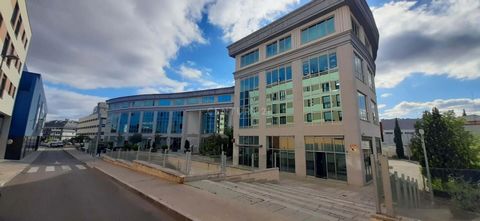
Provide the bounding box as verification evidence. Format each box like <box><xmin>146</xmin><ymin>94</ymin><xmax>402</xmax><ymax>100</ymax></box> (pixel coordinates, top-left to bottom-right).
<box><xmin>5</xmin><ymin>71</ymin><xmax>47</xmax><ymax>160</ymax></box>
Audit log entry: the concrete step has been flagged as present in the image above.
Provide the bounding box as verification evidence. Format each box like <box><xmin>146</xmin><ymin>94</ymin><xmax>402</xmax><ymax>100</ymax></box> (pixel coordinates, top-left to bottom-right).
<box><xmin>220</xmin><ymin>181</ymin><xmax>341</xmax><ymax>221</ymax></box>
<box><xmin>242</xmin><ymin>182</ymin><xmax>372</xmax><ymax>219</ymax></box>
<box><xmin>259</xmin><ymin>183</ymin><xmax>375</xmax><ymax>214</ymax></box>
<box><xmin>264</xmin><ymin>183</ymin><xmax>376</xmax><ymax>210</ymax></box>
<box><xmin>227</xmin><ymin>181</ymin><xmax>365</xmax><ymax>220</ymax></box>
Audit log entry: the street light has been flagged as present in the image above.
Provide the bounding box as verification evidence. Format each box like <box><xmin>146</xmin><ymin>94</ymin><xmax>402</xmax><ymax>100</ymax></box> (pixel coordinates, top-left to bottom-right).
<box><xmin>419</xmin><ymin>129</ymin><xmax>434</xmax><ymax>205</ymax></box>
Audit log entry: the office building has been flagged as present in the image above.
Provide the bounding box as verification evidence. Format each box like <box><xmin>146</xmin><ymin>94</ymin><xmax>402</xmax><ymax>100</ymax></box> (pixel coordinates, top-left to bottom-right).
<box><xmin>77</xmin><ymin>102</ymin><xmax>107</xmax><ymax>141</ymax></box>
<box><xmin>105</xmin><ymin>87</ymin><xmax>234</xmax><ymax>152</ymax></box>
<box><xmin>42</xmin><ymin>120</ymin><xmax>78</xmax><ymax>141</ymax></box>
<box><xmin>228</xmin><ymin>0</ymin><xmax>379</xmax><ymax>186</ymax></box>
<box><xmin>0</xmin><ymin>0</ymin><xmax>32</xmax><ymax>159</ymax></box>
<box><xmin>5</xmin><ymin>71</ymin><xmax>47</xmax><ymax>160</ymax></box>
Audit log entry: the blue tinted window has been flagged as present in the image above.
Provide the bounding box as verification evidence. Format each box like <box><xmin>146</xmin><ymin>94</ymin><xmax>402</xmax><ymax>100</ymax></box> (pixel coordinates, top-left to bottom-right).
<box><xmin>202</xmin><ymin>96</ymin><xmax>214</xmax><ymax>104</ymax></box>
<box><xmin>303</xmin><ymin>61</ymin><xmax>309</xmax><ymax>76</ymax></box>
<box><xmin>286</xmin><ymin>66</ymin><xmax>292</xmax><ymax>80</ymax></box>
<box><xmin>158</xmin><ymin>99</ymin><xmax>171</xmax><ymax>106</ymax></box>
<box><xmin>279</xmin><ymin>36</ymin><xmax>291</xmax><ymax>53</ymax></box>
<box><xmin>266</xmin><ymin>42</ymin><xmax>277</xmax><ymax>57</ymax></box>
<box><xmin>141</xmin><ymin>112</ymin><xmax>154</xmax><ymax>133</ymax></box>
<box><xmin>143</xmin><ymin>100</ymin><xmax>154</xmax><ymax>107</ymax></box>
<box><xmin>118</xmin><ymin>113</ymin><xmax>129</xmax><ymax>133</ymax></box>
<box><xmin>272</xmin><ymin>69</ymin><xmax>278</xmax><ymax>83</ymax></box>
<box><xmin>201</xmin><ymin>111</ymin><xmax>215</xmax><ymax>134</ymax></box>
<box><xmin>156</xmin><ymin>111</ymin><xmax>169</xmax><ymax>133</ymax></box>
<box><xmin>129</xmin><ymin>112</ymin><xmax>140</xmax><ymax>133</ymax></box>
<box><xmin>279</xmin><ymin>67</ymin><xmax>286</xmax><ymax>82</ymax></box>
<box><xmin>171</xmin><ymin>111</ymin><xmax>183</xmax><ymax>134</ymax></box>
<box><xmin>241</xmin><ymin>49</ymin><xmax>259</xmax><ymax>67</ymax></box>
<box><xmin>329</xmin><ymin>52</ymin><xmax>337</xmax><ymax>69</ymax></box>
<box><xmin>301</xmin><ymin>17</ymin><xmax>335</xmax><ymax>44</ymax></box>
<box><xmin>310</xmin><ymin>57</ymin><xmax>318</xmax><ymax>74</ymax></box>
<box><xmin>266</xmin><ymin>71</ymin><xmax>272</xmax><ymax>85</ymax></box>
<box><xmin>174</xmin><ymin>99</ymin><xmax>184</xmax><ymax>106</ymax></box>
<box><xmin>319</xmin><ymin>55</ymin><xmax>328</xmax><ymax>72</ymax></box>
<box><xmin>187</xmin><ymin>98</ymin><xmax>200</xmax><ymax>105</ymax></box>
<box><xmin>218</xmin><ymin>94</ymin><xmax>232</xmax><ymax>103</ymax></box>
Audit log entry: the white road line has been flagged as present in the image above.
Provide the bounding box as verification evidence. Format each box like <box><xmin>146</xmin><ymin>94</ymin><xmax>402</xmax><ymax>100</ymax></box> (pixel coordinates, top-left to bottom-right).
<box><xmin>45</xmin><ymin>166</ymin><xmax>55</xmax><ymax>172</ymax></box>
<box><xmin>61</xmin><ymin>165</ymin><xmax>71</xmax><ymax>171</ymax></box>
<box><xmin>27</xmin><ymin>167</ymin><xmax>39</xmax><ymax>173</ymax></box>
<box><xmin>75</xmin><ymin>165</ymin><xmax>86</xmax><ymax>170</ymax></box>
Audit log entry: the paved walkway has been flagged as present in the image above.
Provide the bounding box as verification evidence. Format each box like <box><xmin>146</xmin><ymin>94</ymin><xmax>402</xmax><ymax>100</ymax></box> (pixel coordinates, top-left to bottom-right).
<box><xmin>388</xmin><ymin>160</ymin><xmax>424</xmax><ymax>190</ymax></box>
<box><xmin>0</xmin><ymin>149</ymin><xmax>43</xmax><ymax>187</ymax></box>
<box><xmin>64</xmin><ymin>148</ymin><xmax>290</xmax><ymax>221</ymax></box>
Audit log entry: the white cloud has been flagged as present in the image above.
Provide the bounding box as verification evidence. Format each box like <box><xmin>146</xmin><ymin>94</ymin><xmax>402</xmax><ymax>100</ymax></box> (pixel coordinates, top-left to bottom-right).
<box><xmin>378</xmin><ymin>104</ymin><xmax>387</xmax><ymax>109</ymax></box>
<box><xmin>380</xmin><ymin>98</ymin><xmax>480</xmax><ymax>119</ymax></box>
<box><xmin>380</xmin><ymin>93</ymin><xmax>392</xmax><ymax>98</ymax></box>
<box><xmin>177</xmin><ymin>63</ymin><xmax>229</xmax><ymax>90</ymax></box>
<box><xmin>45</xmin><ymin>87</ymin><xmax>108</xmax><ymax>120</ymax></box>
<box><xmin>136</xmin><ymin>87</ymin><xmax>162</xmax><ymax>95</ymax></box>
<box><xmin>207</xmin><ymin>0</ymin><xmax>300</xmax><ymax>42</ymax></box>
<box><xmin>27</xmin><ymin>0</ymin><xmax>212</xmax><ymax>91</ymax></box>
<box><xmin>372</xmin><ymin>0</ymin><xmax>480</xmax><ymax>88</ymax></box>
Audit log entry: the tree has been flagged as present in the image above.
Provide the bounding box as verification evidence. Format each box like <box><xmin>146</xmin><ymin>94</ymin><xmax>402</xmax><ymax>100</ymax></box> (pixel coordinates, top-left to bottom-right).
<box><xmin>199</xmin><ymin>134</ymin><xmax>228</xmax><ymax>156</ymax></box>
<box><xmin>410</xmin><ymin>108</ymin><xmax>480</xmax><ymax>170</ymax></box>
<box><xmin>394</xmin><ymin>118</ymin><xmax>405</xmax><ymax>159</ymax></box>
<box><xmin>128</xmin><ymin>133</ymin><xmax>143</xmax><ymax>150</ymax></box>
<box><xmin>462</xmin><ymin>109</ymin><xmax>467</xmax><ymax>117</ymax></box>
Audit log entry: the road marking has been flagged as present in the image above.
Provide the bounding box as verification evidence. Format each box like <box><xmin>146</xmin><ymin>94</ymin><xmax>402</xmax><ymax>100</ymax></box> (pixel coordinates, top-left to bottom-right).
<box><xmin>46</xmin><ymin>166</ymin><xmax>55</xmax><ymax>172</ymax></box>
<box><xmin>75</xmin><ymin>165</ymin><xmax>86</xmax><ymax>170</ymax></box>
<box><xmin>61</xmin><ymin>165</ymin><xmax>71</xmax><ymax>171</ymax></box>
<box><xmin>27</xmin><ymin>167</ymin><xmax>39</xmax><ymax>173</ymax></box>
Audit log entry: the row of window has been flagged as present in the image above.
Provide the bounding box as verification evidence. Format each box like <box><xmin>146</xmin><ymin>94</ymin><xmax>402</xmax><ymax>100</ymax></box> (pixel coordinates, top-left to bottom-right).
<box><xmin>302</xmin><ymin>51</ymin><xmax>337</xmax><ymax>77</ymax></box>
<box><xmin>239</xmin><ymin>76</ymin><xmax>260</xmax><ymax>128</ymax></box>
<box><xmin>239</xmin><ymin>17</ymin><xmax>335</xmax><ymax>69</ymax></box>
<box><xmin>266</xmin><ymin>65</ymin><xmax>292</xmax><ymax>87</ymax></box>
<box><xmin>357</xmin><ymin>91</ymin><xmax>378</xmax><ymax>123</ymax></box>
<box><xmin>109</xmin><ymin>94</ymin><xmax>233</xmax><ymax>110</ymax></box>
<box><xmin>354</xmin><ymin>53</ymin><xmax>375</xmax><ymax>90</ymax></box>
<box><xmin>0</xmin><ymin>73</ymin><xmax>16</xmax><ymax>99</ymax></box>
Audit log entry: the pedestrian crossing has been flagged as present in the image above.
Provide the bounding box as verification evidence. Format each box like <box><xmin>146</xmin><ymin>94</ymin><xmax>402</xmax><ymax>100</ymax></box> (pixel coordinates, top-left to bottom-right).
<box><xmin>25</xmin><ymin>164</ymin><xmax>87</xmax><ymax>174</ymax></box>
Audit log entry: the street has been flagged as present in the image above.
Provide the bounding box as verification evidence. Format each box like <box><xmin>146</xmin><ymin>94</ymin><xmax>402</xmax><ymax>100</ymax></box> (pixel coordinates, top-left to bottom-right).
<box><xmin>0</xmin><ymin>149</ymin><xmax>178</xmax><ymax>221</ymax></box>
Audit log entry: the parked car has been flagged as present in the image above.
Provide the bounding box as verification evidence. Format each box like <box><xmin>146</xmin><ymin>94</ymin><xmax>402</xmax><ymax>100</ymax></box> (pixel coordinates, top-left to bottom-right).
<box><xmin>49</xmin><ymin>141</ymin><xmax>64</xmax><ymax>148</ymax></box>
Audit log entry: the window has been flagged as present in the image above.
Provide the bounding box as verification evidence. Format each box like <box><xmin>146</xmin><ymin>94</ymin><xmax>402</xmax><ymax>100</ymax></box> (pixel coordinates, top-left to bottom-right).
<box><xmin>367</xmin><ymin>68</ymin><xmax>374</xmax><ymax>89</ymax></box>
<box><xmin>301</xmin><ymin>17</ymin><xmax>335</xmax><ymax>44</ymax></box>
<box><xmin>279</xmin><ymin>103</ymin><xmax>286</xmax><ymax>114</ymax></box>
<box><xmin>335</xmin><ymin>94</ymin><xmax>341</xmax><ymax>107</ymax></box>
<box><xmin>321</xmin><ymin>83</ymin><xmax>330</xmax><ymax>92</ymax></box>
<box><xmin>322</xmin><ymin>96</ymin><xmax>331</xmax><ymax>109</ymax></box>
<box><xmin>14</xmin><ymin>16</ymin><xmax>22</xmax><ymax>37</ymax></box>
<box><xmin>174</xmin><ymin>99</ymin><xmax>185</xmax><ymax>106</ymax></box>
<box><xmin>266</xmin><ymin>65</ymin><xmax>292</xmax><ymax>87</ymax></box>
<box><xmin>302</xmin><ymin>51</ymin><xmax>337</xmax><ymax>78</ymax></box>
<box><xmin>324</xmin><ymin>111</ymin><xmax>333</xmax><ymax>122</ymax></box>
<box><xmin>129</xmin><ymin>112</ymin><xmax>140</xmax><ymax>133</ymax></box>
<box><xmin>267</xmin><ymin>136</ymin><xmax>295</xmax><ymax>172</ymax></box>
<box><xmin>10</xmin><ymin>3</ymin><xmax>19</xmax><ymax>26</ymax></box>
<box><xmin>371</xmin><ymin>100</ymin><xmax>378</xmax><ymax>123</ymax></box>
<box><xmin>354</xmin><ymin>53</ymin><xmax>364</xmax><ymax>82</ymax></box>
<box><xmin>158</xmin><ymin>99</ymin><xmax>171</xmax><ymax>106</ymax></box>
<box><xmin>187</xmin><ymin>98</ymin><xmax>200</xmax><ymax>105</ymax></box>
<box><xmin>239</xmin><ymin>75</ymin><xmax>259</xmax><ymax>128</ymax></box>
<box><xmin>202</xmin><ymin>96</ymin><xmax>214</xmax><ymax>104</ymax></box>
<box><xmin>279</xmin><ymin>90</ymin><xmax>286</xmax><ymax>100</ymax></box>
<box><xmin>0</xmin><ymin>75</ymin><xmax>6</xmax><ymax>98</ymax></box>
<box><xmin>238</xmin><ymin>136</ymin><xmax>259</xmax><ymax>167</ymax></box>
<box><xmin>351</xmin><ymin>18</ymin><xmax>360</xmax><ymax>39</ymax></box>
<box><xmin>156</xmin><ymin>111</ymin><xmax>169</xmax><ymax>133</ymax></box>
<box><xmin>240</xmin><ymin>49</ymin><xmax>259</xmax><ymax>67</ymax></box>
<box><xmin>1</xmin><ymin>34</ymin><xmax>11</xmax><ymax>58</ymax></box>
<box><xmin>171</xmin><ymin>111</ymin><xmax>183</xmax><ymax>133</ymax></box>
<box><xmin>266</xmin><ymin>36</ymin><xmax>291</xmax><ymax>58</ymax></box>
<box><xmin>201</xmin><ymin>111</ymin><xmax>215</xmax><ymax>134</ymax></box>
<box><xmin>358</xmin><ymin>92</ymin><xmax>368</xmax><ymax>121</ymax></box>
<box><xmin>218</xmin><ymin>94</ymin><xmax>232</xmax><ymax>103</ymax></box>
<box><xmin>141</xmin><ymin>112</ymin><xmax>154</xmax><ymax>133</ymax></box>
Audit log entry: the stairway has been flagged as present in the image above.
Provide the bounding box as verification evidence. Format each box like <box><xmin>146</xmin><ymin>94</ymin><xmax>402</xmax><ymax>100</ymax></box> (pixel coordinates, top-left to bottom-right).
<box><xmin>188</xmin><ymin>180</ymin><xmax>375</xmax><ymax>221</ymax></box>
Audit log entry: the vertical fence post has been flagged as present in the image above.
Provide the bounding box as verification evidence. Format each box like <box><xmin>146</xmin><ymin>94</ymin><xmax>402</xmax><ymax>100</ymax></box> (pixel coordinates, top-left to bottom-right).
<box><xmin>274</xmin><ymin>153</ymin><xmax>277</xmax><ymax>168</ymax></box>
<box><xmin>394</xmin><ymin>172</ymin><xmax>401</xmax><ymax>206</ymax></box>
<box><xmin>371</xmin><ymin>154</ymin><xmax>381</xmax><ymax>214</ymax></box>
<box><xmin>379</xmin><ymin>155</ymin><xmax>395</xmax><ymax>217</ymax></box>
<box><xmin>251</xmin><ymin>153</ymin><xmax>254</xmax><ymax>169</ymax></box>
<box><xmin>163</xmin><ymin>149</ymin><xmax>167</xmax><ymax>167</ymax></box>
<box><xmin>401</xmin><ymin>174</ymin><xmax>409</xmax><ymax>208</ymax></box>
<box><xmin>415</xmin><ymin>179</ymin><xmax>420</xmax><ymax>208</ymax></box>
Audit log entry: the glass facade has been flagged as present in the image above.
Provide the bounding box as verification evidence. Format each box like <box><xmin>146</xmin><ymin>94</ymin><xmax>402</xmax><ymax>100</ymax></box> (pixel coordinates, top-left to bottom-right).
<box><xmin>266</xmin><ymin>136</ymin><xmax>295</xmax><ymax>173</ymax></box>
<box><xmin>128</xmin><ymin>112</ymin><xmax>140</xmax><ymax>133</ymax></box>
<box><xmin>202</xmin><ymin>96</ymin><xmax>214</xmax><ymax>104</ymax></box>
<box><xmin>141</xmin><ymin>112</ymin><xmax>154</xmax><ymax>133</ymax></box>
<box><xmin>118</xmin><ymin>113</ymin><xmax>129</xmax><ymax>133</ymax></box>
<box><xmin>240</xmin><ymin>49</ymin><xmax>259</xmax><ymax>67</ymax></box>
<box><xmin>354</xmin><ymin>53</ymin><xmax>364</xmax><ymax>82</ymax></box>
<box><xmin>171</xmin><ymin>111</ymin><xmax>183</xmax><ymax>134</ymax></box>
<box><xmin>266</xmin><ymin>66</ymin><xmax>294</xmax><ymax>126</ymax></box>
<box><xmin>201</xmin><ymin>110</ymin><xmax>215</xmax><ymax>134</ymax></box>
<box><xmin>218</xmin><ymin>94</ymin><xmax>232</xmax><ymax>103</ymax></box>
<box><xmin>305</xmin><ymin>136</ymin><xmax>347</xmax><ymax>181</ymax></box>
<box><xmin>239</xmin><ymin>75</ymin><xmax>259</xmax><ymax>128</ymax></box>
<box><xmin>303</xmin><ymin>72</ymin><xmax>342</xmax><ymax>123</ymax></box>
<box><xmin>109</xmin><ymin>113</ymin><xmax>119</xmax><ymax>133</ymax></box>
<box><xmin>301</xmin><ymin>17</ymin><xmax>335</xmax><ymax>44</ymax></box>
<box><xmin>362</xmin><ymin>138</ymin><xmax>373</xmax><ymax>182</ymax></box>
<box><xmin>156</xmin><ymin>111</ymin><xmax>169</xmax><ymax>133</ymax></box>
<box><xmin>238</xmin><ymin>136</ymin><xmax>259</xmax><ymax>167</ymax></box>
<box><xmin>158</xmin><ymin>99</ymin><xmax>171</xmax><ymax>106</ymax></box>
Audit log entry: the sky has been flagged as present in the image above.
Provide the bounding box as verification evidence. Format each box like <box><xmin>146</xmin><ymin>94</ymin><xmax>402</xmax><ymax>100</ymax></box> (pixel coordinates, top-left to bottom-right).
<box><xmin>25</xmin><ymin>0</ymin><xmax>480</xmax><ymax>120</ymax></box>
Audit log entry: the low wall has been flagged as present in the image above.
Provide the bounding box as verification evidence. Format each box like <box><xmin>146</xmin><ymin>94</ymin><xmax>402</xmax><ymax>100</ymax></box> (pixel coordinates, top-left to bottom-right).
<box><xmin>223</xmin><ymin>168</ymin><xmax>279</xmax><ymax>182</ymax></box>
<box><xmin>132</xmin><ymin>160</ymin><xmax>185</xmax><ymax>184</ymax></box>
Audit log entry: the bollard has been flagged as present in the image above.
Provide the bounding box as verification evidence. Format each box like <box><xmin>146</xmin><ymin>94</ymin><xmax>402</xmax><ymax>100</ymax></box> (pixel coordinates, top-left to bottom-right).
<box><xmin>274</xmin><ymin>153</ymin><xmax>277</xmax><ymax>168</ymax></box>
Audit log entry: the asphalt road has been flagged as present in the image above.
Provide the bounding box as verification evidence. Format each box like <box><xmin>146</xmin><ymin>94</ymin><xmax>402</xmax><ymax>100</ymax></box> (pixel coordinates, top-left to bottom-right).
<box><xmin>0</xmin><ymin>148</ymin><xmax>179</xmax><ymax>221</ymax></box>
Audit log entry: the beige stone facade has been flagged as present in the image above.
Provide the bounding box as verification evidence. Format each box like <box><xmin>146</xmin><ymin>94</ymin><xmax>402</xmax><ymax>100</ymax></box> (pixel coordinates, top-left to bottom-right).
<box><xmin>0</xmin><ymin>0</ymin><xmax>32</xmax><ymax>158</ymax></box>
<box><xmin>229</xmin><ymin>0</ymin><xmax>380</xmax><ymax>186</ymax></box>
<box><xmin>77</xmin><ymin>102</ymin><xmax>108</xmax><ymax>141</ymax></box>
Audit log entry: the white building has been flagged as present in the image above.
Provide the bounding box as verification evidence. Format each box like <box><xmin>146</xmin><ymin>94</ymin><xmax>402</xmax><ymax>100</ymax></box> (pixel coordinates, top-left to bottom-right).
<box><xmin>380</xmin><ymin>119</ymin><xmax>418</xmax><ymax>158</ymax></box>
<box><xmin>42</xmin><ymin>120</ymin><xmax>78</xmax><ymax>141</ymax></box>
<box><xmin>77</xmin><ymin>102</ymin><xmax>107</xmax><ymax>141</ymax></box>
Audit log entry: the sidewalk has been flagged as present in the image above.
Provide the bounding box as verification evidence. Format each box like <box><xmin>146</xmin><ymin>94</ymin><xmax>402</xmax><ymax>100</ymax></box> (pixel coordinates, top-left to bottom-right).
<box><xmin>0</xmin><ymin>149</ymin><xmax>43</xmax><ymax>187</ymax></box>
<box><xmin>64</xmin><ymin>148</ymin><xmax>290</xmax><ymax>221</ymax></box>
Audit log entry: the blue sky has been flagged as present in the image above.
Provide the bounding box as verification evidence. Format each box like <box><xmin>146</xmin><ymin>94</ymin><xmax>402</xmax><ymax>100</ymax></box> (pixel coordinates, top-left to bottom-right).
<box><xmin>26</xmin><ymin>0</ymin><xmax>479</xmax><ymax>120</ymax></box>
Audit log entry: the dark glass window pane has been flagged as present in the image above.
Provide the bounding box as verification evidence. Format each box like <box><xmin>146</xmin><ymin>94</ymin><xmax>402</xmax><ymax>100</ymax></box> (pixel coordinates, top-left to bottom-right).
<box><xmin>286</xmin><ymin>66</ymin><xmax>292</xmax><ymax>80</ymax></box>
<box><xmin>319</xmin><ymin>55</ymin><xmax>328</xmax><ymax>72</ymax></box>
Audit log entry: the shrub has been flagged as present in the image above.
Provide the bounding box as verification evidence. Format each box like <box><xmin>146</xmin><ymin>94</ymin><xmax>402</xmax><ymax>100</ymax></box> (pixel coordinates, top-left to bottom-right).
<box><xmin>446</xmin><ymin>178</ymin><xmax>480</xmax><ymax>212</ymax></box>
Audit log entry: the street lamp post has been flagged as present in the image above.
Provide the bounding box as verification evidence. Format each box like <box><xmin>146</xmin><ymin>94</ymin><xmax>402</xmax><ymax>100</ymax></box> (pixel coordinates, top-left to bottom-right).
<box><xmin>419</xmin><ymin>129</ymin><xmax>434</xmax><ymax>205</ymax></box>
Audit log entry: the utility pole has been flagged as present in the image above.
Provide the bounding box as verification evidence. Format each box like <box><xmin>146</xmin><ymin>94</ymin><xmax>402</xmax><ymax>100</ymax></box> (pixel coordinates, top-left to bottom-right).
<box><xmin>419</xmin><ymin>129</ymin><xmax>434</xmax><ymax>205</ymax></box>
<box><xmin>94</xmin><ymin>102</ymin><xmax>102</xmax><ymax>164</ymax></box>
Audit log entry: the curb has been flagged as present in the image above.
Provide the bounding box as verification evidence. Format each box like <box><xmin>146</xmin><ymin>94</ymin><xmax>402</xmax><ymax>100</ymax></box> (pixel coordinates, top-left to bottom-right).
<box><xmin>63</xmin><ymin>149</ymin><xmax>198</xmax><ymax>221</ymax></box>
<box><xmin>0</xmin><ymin>150</ymin><xmax>42</xmax><ymax>187</ymax></box>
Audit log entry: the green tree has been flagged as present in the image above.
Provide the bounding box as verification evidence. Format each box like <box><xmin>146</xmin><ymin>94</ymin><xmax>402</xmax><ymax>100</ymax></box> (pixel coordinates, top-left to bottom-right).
<box><xmin>410</xmin><ymin>108</ymin><xmax>480</xmax><ymax>170</ymax></box>
<box><xmin>394</xmin><ymin>118</ymin><xmax>405</xmax><ymax>159</ymax></box>
<box><xmin>128</xmin><ymin>133</ymin><xmax>143</xmax><ymax>150</ymax></box>
<box><xmin>199</xmin><ymin>134</ymin><xmax>228</xmax><ymax>156</ymax></box>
